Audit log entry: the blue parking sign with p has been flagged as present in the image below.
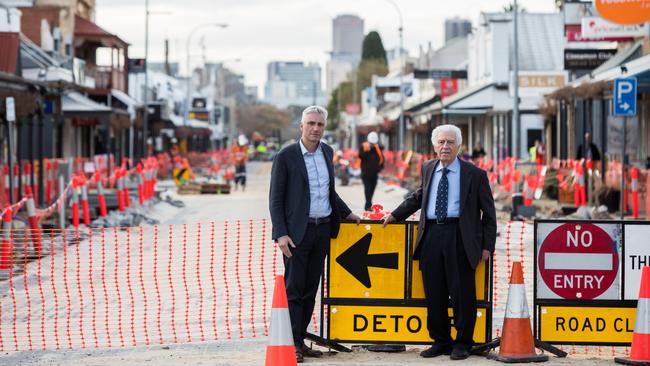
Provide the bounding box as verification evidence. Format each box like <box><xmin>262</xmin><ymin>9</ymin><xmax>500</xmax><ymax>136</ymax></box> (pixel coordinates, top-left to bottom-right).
<box><xmin>614</xmin><ymin>78</ymin><xmax>637</xmax><ymax>117</ymax></box>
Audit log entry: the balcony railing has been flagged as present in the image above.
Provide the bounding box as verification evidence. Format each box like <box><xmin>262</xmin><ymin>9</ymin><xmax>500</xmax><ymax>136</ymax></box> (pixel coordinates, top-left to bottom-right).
<box><xmin>85</xmin><ymin>64</ymin><xmax>126</xmax><ymax>92</ymax></box>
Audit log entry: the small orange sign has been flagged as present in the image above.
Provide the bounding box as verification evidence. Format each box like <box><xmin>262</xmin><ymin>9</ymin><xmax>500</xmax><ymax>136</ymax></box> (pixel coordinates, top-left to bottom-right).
<box><xmin>595</xmin><ymin>0</ymin><xmax>650</xmax><ymax>25</ymax></box>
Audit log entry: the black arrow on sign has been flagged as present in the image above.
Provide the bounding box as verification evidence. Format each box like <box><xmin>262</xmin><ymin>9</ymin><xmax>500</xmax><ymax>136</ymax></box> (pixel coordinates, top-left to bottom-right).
<box><xmin>335</xmin><ymin>233</ymin><xmax>399</xmax><ymax>288</ymax></box>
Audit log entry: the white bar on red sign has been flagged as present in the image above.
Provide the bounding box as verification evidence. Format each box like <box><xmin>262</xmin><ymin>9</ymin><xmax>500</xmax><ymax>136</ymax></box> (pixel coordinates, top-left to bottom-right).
<box><xmin>545</xmin><ymin>253</ymin><xmax>613</xmax><ymax>271</ymax></box>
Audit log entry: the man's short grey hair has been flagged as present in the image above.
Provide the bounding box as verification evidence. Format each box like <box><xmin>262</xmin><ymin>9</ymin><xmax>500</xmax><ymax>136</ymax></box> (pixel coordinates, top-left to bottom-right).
<box><xmin>301</xmin><ymin>105</ymin><xmax>328</xmax><ymax>122</ymax></box>
<box><xmin>431</xmin><ymin>124</ymin><xmax>462</xmax><ymax>147</ymax></box>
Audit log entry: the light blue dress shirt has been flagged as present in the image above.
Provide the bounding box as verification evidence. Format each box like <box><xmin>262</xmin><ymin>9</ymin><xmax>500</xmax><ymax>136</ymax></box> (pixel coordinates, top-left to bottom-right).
<box><xmin>426</xmin><ymin>157</ymin><xmax>461</xmax><ymax>219</ymax></box>
<box><xmin>300</xmin><ymin>140</ymin><xmax>332</xmax><ymax>218</ymax></box>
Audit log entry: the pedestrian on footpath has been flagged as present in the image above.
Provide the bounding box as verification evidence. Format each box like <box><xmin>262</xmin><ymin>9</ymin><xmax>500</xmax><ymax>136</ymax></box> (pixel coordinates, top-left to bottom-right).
<box><xmin>359</xmin><ymin>131</ymin><xmax>384</xmax><ymax>211</ymax></box>
<box><xmin>382</xmin><ymin>124</ymin><xmax>497</xmax><ymax>360</ymax></box>
<box><xmin>230</xmin><ymin>134</ymin><xmax>249</xmax><ymax>191</ymax></box>
<box><xmin>269</xmin><ymin>105</ymin><xmax>361</xmax><ymax>363</ymax></box>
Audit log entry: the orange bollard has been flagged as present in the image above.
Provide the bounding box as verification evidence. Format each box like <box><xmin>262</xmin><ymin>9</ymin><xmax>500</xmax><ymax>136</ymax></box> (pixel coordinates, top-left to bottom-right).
<box><xmin>24</xmin><ymin>187</ymin><xmax>42</xmax><ymax>256</ymax></box>
<box><xmin>71</xmin><ymin>177</ymin><xmax>80</xmax><ymax>228</ymax></box>
<box><xmin>488</xmin><ymin>262</ymin><xmax>548</xmax><ymax>363</ymax></box>
<box><xmin>80</xmin><ymin>175</ymin><xmax>91</xmax><ymax>226</ymax></box>
<box><xmin>615</xmin><ymin>266</ymin><xmax>650</xmax><ymax>365</ymax></box>
<box><xmin>1</xmin><ymin>205</ymin><xmax>13</xmax><ymax>272</ymax></box>
<box><xmin>12</xmin><ymin>164</ymin><xmax>19</xmax><ymax>200</ymax></box>
<box><xmin>137</xmin><ymin>163</ymin><xmax>145</xmax><ymax>205</ymax></box>
<box><xmin>574</xmin><ymin>162</ymin><xmax>586</xmax><ymax>207</ymax></box>
<box><xmin>95</xmin><ymin>171</ymin><xmax>107</xmax><ymax>218</ymax></box>
<box><xmin>22</xmin><ymin>161</ymin><xmax>31</xmax><ymax>197</ymax></box>
<box><xmin>122</xmin><ymin>168</ymin><xmax>131</xmax><ymax>208</ymax></box>
<box><xmin>631</xmin><ymin>166</ymin><xmax>639</xmax><ymax>219</ymax></box>
<box><xmin>523</xmin><ymin>175</ymin><xmax>536</xmax><ymax>206</ymax></box>
<box><xmin>265</xmin><ymin>275</ymin><xmax>297</xmax><ymax>366</ymax></box>
<box><xmin>116</xmin><ymin>170</ymin><xmax>125</xmax><ymax>212</ymax></box>
<box><xmin>45</xmin><ymin>160</ymin><xmax>53</xmax><ymax>204</ymax></box>
<box><xmin>2</xmin><ymin>165</ymin><xmax>9</xmax><ymax>202</ymax></box>
<box><xmin>145</xmin><ymin>162</ymin><xmax>153</xmax><ymax>200</ymax></box>
<box><xmin>535</xmin><ymin>165</ymin><xmax>547</xmax><ymax>200</ymax></box>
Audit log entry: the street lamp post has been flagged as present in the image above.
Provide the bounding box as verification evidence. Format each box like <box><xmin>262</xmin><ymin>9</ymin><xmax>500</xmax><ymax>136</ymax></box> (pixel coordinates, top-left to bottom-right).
<box><xmin>382</xmin><ymin>0</ymin><xmax>405</xmax><ymax>152</ymax></box>
<box><xmin>513</xmin><ymin>0</ymin><xmax>520</xmax><ymax>160</ymax></box>
<box><xmin>143</xmin><ymin>0</ymin><xmax>149</xmax><ymax>159</ymax></box>
<box><xmin>141</xmin><ymin>2</ymin><xmax>170</xmax><ymax>159</ymax></box>
<box><xmin>184</xmin><ymin>23</ymin><xmax>228</xmax><ymax>126</ymax></box>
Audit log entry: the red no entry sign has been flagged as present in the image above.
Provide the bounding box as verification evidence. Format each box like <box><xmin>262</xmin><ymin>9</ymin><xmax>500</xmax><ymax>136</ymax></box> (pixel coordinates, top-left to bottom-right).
<box><xmin>538</xmin><ymin>223</ymin><xmax>619</xmax><ymax>300</ymax></box>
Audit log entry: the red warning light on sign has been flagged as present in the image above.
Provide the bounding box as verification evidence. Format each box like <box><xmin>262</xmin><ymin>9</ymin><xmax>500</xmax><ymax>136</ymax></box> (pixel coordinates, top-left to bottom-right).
<box><xmin>538</xmin><ymin>223</ymin><xmax>619</xmax><ymax>300</ymax></box>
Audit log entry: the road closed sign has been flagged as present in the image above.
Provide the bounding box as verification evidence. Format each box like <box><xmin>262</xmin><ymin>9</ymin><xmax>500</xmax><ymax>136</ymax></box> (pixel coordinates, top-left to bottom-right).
<box><xmin>536</xmin><ymin>222</ymin><xmax>621</xmax><ymax>300</ymax></box>
<box><xmin>538</xmin><ymin>306</ymin><xmax>636</xmax><ymax>344</ymax></box>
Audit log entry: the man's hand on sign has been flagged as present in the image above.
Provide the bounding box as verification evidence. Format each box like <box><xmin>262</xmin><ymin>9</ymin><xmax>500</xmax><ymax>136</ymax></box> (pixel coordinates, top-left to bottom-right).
<box><xmin>347</xmin><ymin>213</ymin><xmax>361</xmax><ymax>225</ymax></box>
<box><xmin>381</xmin><ymin>213</ymin><xmax>396</xmax><ymax>228</ymax></box>
<box><xmin>481</xmin><ymin>249</ymin><xmax>491</xmax><ymax>262</ymax></box>
<box><xmin>277</xmin><ymin>235</ymin><xmax>295</xmax><ymax>258</ymax></box>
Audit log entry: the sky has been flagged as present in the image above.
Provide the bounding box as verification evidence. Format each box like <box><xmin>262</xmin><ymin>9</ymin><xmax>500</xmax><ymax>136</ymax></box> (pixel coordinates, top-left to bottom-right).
<box><xmin>96</xmin><ymin>0</ymin><xmax>557</xmax><ymax>97</ymax></box>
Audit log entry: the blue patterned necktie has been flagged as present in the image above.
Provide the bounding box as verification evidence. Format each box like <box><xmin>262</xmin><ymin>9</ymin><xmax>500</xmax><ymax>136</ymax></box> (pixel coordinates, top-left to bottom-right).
<box><xmin>435</xmin><ymin>168</ymin><xmax>449</xmax><ymax>220</ymax></box>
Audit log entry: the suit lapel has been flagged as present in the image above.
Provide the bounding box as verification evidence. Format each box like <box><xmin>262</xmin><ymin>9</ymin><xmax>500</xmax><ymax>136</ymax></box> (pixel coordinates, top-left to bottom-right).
<box><xmin>459</xmin><ymin>160</ymin><xmax>472</xmax><ymax>215</ymax></box>
<box><xmin>293</xmin><ymin>143</ymin><xmax>308</xmax><ymax>183</ymax></box>
<box><xmin>422</xmin><ymin>160</ymin><xmax>438</xmax><ymax>211</ymax></box>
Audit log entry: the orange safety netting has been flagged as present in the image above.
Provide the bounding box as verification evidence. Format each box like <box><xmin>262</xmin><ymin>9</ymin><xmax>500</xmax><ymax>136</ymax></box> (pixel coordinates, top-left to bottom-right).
<box><xmin>0</xmin><ymin>220</ymin><xmax>632</xmax><ymax>357</ymax></box>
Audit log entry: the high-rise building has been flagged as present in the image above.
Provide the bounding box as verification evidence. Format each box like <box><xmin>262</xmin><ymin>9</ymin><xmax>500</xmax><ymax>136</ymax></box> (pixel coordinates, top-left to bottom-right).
<box><xmin>265</xmin><ymin>61</ymin><xmax>324</xmax><ymax>108</ymax></box>
<box><xmin>327</xmin><ymin>14</ymin><xmax>364</xmax><ymax>99</ymax></box>
<box><xmin>445</xmin><ymin>17</ymin><xmax>472</xmax><ymax>42</ymax></box>
<box><xmin>332</xmin><ymin>14</ymin><xmax>364</xmax><ymax>56</ymax></box>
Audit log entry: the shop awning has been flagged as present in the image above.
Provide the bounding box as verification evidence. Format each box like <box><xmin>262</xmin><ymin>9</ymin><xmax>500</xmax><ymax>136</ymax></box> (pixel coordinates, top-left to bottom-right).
<box><xmin>443</xmin><ymin>82</ymin><xmax>511</xmax><ymax>112</ymax></box>
<box><xmin>62</xmin><ymin>91</ymin><xmax>112</xmax><ymax>113</ymax></box>
<box><xmin>578</xmin><ymin>53</ymin><xmax>650</xmax><ymax>84</ymax></box>
<box><xmin>111</xmin><ymin>89</ymin><xmax>141</xmax><ymax>120</ymax></box>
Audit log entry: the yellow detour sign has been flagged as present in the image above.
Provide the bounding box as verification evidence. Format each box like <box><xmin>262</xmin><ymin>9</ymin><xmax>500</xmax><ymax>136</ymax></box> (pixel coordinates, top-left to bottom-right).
<box><xmin>538</xmin><ymin>306</ymin><xmax>636</xmax><ymax>344</ymax></box>
<box><xmin>410</xmin><ymin>225</ymin><xmax>488</xmax><ymax>301</ymax></box>
<box><xmin>323</xmin><ymin>221</ymin><xmax>493</xmax><ymax>346</ymax></box>
<box><xmin>329</xmin><ymin>223</ymin><xmax>406</xmax><ymax>299</ymax></box>
<box><xmin>329</xmin><ymin>305</ymin><xmax>488</xmax><ymax>344</ymax></box>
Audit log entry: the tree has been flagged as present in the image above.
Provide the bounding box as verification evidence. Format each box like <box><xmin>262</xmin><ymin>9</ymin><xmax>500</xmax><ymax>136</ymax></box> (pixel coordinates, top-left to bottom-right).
<box><xmin>361</xmin><ymin>31</ymin><xmax>388</xmax><ymax>66</ymax></box>
<box><xmin>236</xmin><ymin>104</ymin><xmax>291</xmax><ymax>137</ymax></box>
<box><xmin>327</xmin><ymin>31</ymin><xmax>389</xmax><ymax>126</ymax></box>
<box><xmin>326</xmin><ymin>81</ymin><xmax>353</xmax><ymax>130</ymax></box>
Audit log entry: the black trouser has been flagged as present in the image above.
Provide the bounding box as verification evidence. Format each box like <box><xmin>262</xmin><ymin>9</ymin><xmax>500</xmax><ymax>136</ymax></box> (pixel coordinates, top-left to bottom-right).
<box><xmin>419</xmin><ymin>221</ymin><xmax>476</xmax><ymax>349</ymax></box>
<box><xmin>283</xmin><ymin>222</ymin><xmax>330</xmax><ymax>348</ymax></box>
<box><xmin>361</xmin><ymin>175</ymin><xmax>378</xmax><ymax>211</ymax></box>
<box><xmin>234</xmin><ymin>164</ymin><xmax>246</xmax><ymax>186</ymax></box>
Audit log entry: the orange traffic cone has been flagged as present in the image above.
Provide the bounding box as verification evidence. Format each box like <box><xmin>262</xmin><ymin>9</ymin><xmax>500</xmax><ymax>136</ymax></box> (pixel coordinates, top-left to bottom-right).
<box><xmin>616</xmin><ymin>266</ymin><xmax>650</xmax><ymax>365</ymax></box>
<box><xmin>265</xmin><ymin>275</ymin><xmax>297</xmax><ymax>366</ymax></box>
<box><xmin>488</xmin><ymin>262</ymin><xmax>548</xmax><ymax>363</ymax></box>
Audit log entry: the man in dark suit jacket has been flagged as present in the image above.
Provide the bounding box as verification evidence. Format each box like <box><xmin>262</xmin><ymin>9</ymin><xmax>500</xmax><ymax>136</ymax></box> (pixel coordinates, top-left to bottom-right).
<box><xmin>383</xmin><ymin>124</ymin><xmax>497</xmax><ymax>360</ymax></box>
<box><xmin>269</xmin><ymin>105</ymin><xmax>360</xmax><ymax>363</ymax></box>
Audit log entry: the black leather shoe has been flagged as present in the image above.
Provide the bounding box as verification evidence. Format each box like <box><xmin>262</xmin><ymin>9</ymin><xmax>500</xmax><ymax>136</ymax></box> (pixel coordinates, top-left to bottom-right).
<box><xmin>295</xmin><ymin>349</ymin><xmax>304</xmax><ymax>363</ymax></box>
<box><xmin>420</xmin><ymin>344</ymin><xmax>451</xmax><ymax>358</ymax></box>
<box><xmin>301</xmin><ymin>344</ymin><xmax>323</xmax><ymax>358</ymax></box>
<box><xmin>450</xmin><ymin>345</ymin><xmax>470</xmax><ymax>360</ymax></box>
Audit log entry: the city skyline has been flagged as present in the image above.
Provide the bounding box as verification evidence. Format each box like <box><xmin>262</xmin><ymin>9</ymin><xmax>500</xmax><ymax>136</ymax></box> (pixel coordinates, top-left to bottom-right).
<box><xmin>96</xmin><ymin>0</ymin><xmax>556</xmax><ymax>98</ymax></box>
